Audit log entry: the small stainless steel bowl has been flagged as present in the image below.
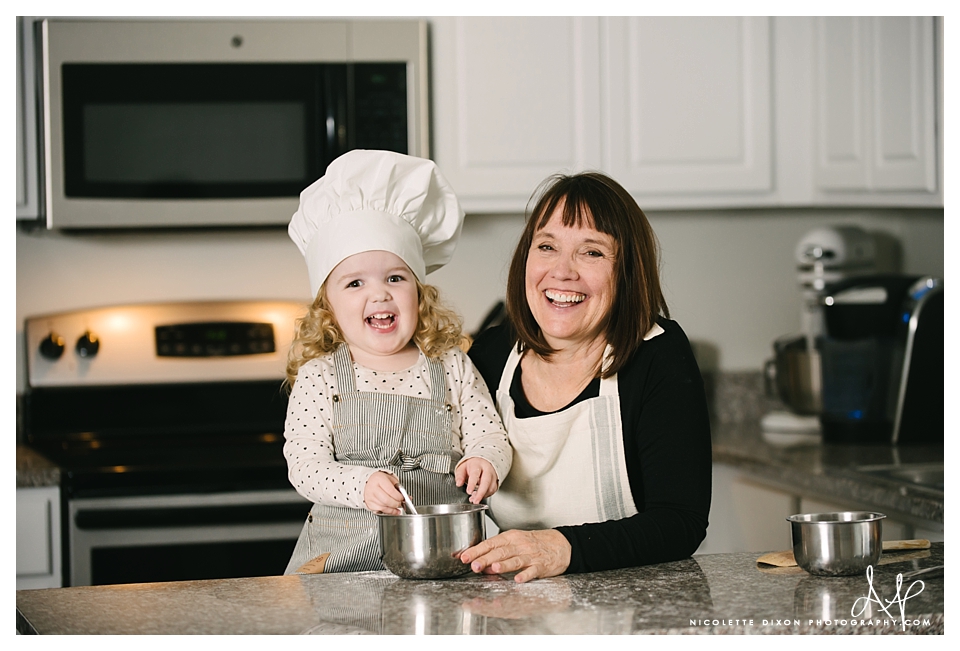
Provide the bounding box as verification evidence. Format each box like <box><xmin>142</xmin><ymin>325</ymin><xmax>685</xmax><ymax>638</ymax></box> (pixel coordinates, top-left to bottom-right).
<box><xmin>378</xmin><ymin>503</ymin><xmax>487</xmax><ymax>579</ymax></box>
<box><xmin>787</xmin><ymin>511</ymin><xmax>885</xmax><ymax>576</ymax></box>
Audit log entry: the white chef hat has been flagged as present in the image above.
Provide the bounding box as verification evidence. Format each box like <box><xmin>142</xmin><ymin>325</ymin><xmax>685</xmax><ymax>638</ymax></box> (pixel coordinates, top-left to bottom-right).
<box><xmin>289</xmin><ymin>150</ymin><xmax>465</xmax><ymax>298</ymax></box>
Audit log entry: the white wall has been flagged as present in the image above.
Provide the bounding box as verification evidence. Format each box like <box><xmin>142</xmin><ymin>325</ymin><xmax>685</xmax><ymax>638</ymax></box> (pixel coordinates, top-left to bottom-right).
<box><xmin>15</xmin><ymin>207</ymin><xmax>943</xmax><ymax>393</ymax></box>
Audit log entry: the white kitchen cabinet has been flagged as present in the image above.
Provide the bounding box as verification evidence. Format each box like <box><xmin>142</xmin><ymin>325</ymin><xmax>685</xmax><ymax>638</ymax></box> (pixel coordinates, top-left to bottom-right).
<box><xmin>430</xmin><ymin>16</ymin><xmax>941</xmax><ymax>213</ymax></box>
<box><xmin>432</xmin><ymin>16</ymin><xmax>772</xmax><ymax>213</ymax></box>
<box><xmin>812</xmin><ymin>17</ymin><xmax>938</xmax><ymax>200</ymax></box>
<box><xmin>431</xmin><ymin>17</ymin><xmax>602</xmax><ymax>213</ymax></box>
<box><xmin>601</xmin><ymin>17</ymin><xmax>772</xmax><ymax>202</ymax></box>
<box><xmin>913</xmin><ymin>524</ymin><xmax>944</xmax><ymax>543</ymax></box>
<box><xmin>16</xmin><ymin>16</ymin><xmax>42</xmax><ymax>221</ymax></box>
<box><xmin>696</xmin><ymin>463</ymin><xmax>943</xmax><ymax>555</ymax></box>
<box><xmin>798</xmin><ymin>497</ymin><xmax>945</xmax><ymax>543</ymax></box>
<box><xmin>17</xmin><ymin>486</ymin><xmax>63</xmax><ymax>590</ymax></box>
<box><xmin>800</xmin><ymin>497</ymin><xmax>910</xmax><ymax>541</ymax></box>
<box><xmin>696</xmin><ymin>463</ymin><xmax>798</xmax><ymax>555</ymax></box>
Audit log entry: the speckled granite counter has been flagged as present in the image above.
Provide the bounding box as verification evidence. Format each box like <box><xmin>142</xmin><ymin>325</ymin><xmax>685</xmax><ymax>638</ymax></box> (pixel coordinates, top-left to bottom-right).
<box><xmin>16</xmin><ymin>445</ymin><xmax>60</xmax><ymax>488</ymax></box>
<box><xmin>16</xmin><ymin>544</ymin><xmax>943</xmax><ymax>634</ymax></box>
<box><xmin>711</xmin><ymin>422</ymin><xmax>943</xmax><ymax>526</ymax></box>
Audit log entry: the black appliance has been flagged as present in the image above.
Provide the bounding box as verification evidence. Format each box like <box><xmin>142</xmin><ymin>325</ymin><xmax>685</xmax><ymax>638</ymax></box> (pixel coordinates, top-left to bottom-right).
<box><xmin>819</xmin><ymin>275</ymin><xmax>943</xmax><ymax>444</ymax></box>
<box><xmin>22</xmin><ymin>301</ymin><xmax>311</xmax><ymax>587</ymax></box>
<box><xmin>59</xmin><ymin>62</ymin><xmax>407</xmax><ymax>201</ymax></box>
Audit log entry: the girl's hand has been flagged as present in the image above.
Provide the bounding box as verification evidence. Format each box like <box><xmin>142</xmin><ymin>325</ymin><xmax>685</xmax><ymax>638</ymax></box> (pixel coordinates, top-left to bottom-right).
<box><xmin>458</xmin><ymin>529</ymin><xmax>571</xmax><ymax>583</ymax></box>
<box><xmin>363</xmin><ymin>471</ymin><xmax>403</xmax><ymax>514</ymax></box>
<box><xmin>455</xmin><ymin>457</ymin><xmax>499</xmax><ymax>504</ymax></box>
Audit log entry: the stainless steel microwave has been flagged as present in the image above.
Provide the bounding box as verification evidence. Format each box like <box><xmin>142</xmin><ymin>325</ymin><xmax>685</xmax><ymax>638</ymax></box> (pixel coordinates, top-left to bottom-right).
<box><xmin>37</xmin><ymin>19</ymin><xmax>429</xmax><ymax>229</ymax></box>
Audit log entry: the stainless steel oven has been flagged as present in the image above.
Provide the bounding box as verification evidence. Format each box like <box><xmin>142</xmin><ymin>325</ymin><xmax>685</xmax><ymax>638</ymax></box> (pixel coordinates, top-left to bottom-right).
<box><xmin>23</xmin><ymin>301</ymin><xmax>311</xmax><ymax>587</ymax></box>
<box><xmin>68</xmin><ymin>490</ymin><xmax>306</xmax><ymax>587</ymax></box>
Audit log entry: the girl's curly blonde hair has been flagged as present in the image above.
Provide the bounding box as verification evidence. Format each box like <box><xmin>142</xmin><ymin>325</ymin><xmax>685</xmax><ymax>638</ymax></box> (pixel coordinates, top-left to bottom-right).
<box><xmin>285</xmin><ymin>278</ymin><xmax>470</xmax><ymax>390</ymax></box>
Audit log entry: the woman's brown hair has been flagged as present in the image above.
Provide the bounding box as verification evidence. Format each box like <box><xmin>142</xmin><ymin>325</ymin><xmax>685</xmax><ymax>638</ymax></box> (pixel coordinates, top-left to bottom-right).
<box><xmin>505</xmin><ymin>171</ymin><xmax>669</xmax><ymax>378</ymax></box>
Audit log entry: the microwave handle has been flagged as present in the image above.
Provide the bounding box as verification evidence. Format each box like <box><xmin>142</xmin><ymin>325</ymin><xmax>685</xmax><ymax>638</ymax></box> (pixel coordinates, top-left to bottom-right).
<box><xmin>323</xmin><ymin>64</ymin><xmax>349</xmax><ymax>161</ymax></box>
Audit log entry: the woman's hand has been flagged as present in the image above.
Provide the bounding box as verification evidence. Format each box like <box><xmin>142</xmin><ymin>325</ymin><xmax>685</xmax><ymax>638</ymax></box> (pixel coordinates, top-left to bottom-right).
<box><xmin>363</xmin><ymin>471</ymin><xmax>403</xmax><ymax>514</ymax></box>
<box><xmin>455</xmin><ymin>457</ymin><xmax>499</xmax><ymax>504</ymax></box>
<box><xmin>459</xmin><ymin>529</ymin><xmax>571</xmax><ymax>583</ymax></box>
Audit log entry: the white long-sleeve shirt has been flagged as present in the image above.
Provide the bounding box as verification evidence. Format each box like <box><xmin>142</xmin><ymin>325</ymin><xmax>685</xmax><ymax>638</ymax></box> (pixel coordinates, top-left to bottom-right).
<box><xmin>283</xmin><ymin>347</ymin><xmax>512</xmax><ymax>509</ymax></box>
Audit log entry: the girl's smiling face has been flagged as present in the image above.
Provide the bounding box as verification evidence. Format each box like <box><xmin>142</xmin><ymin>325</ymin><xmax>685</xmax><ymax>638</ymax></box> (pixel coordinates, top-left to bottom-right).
<box><xmin>525</xmin><ymin>206</ymin><xmax>617</xmax><ymax>351</ymax></box>
<box><xmin>324</xmin><ymin>250</ymin><xmax>420</xmax><ymax>370</ymax></box>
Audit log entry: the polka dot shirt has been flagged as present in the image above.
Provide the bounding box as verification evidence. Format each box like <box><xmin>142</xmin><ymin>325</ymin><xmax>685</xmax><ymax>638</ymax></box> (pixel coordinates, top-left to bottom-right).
<box><xmin>283</xmin><ymin>347</ymin><xmax>512</xmax><ymax>510</ymax></box>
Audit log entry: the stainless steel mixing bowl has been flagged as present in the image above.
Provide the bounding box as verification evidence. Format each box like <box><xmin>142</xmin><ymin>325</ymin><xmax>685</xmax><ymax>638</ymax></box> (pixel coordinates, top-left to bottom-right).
<box><xmin>378</xmin><ymin>503</ymin><xmax>487</xmax><ymax>579</ymax></box>
<box><xmin>787</xmin><ymin>511</ymin><xmax>885</xmax><ymax>576</ymax></box>
<box><xmin>765</xmin><ymin>334</ymin><xmax>823</xmax><ymax>415</ymax></box>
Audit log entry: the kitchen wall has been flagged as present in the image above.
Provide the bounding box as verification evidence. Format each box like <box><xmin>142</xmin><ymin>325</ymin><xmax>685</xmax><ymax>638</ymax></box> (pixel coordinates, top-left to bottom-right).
<box><xmin>15</xmin><ymin>206</ymin><xmax>943</xmax><ymax>394</ymax></box>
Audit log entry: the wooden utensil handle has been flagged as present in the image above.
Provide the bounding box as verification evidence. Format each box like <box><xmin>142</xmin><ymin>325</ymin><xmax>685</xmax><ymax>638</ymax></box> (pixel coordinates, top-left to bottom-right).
<box><xmin>882</xmin><ymin>539</ymin><xmax>930</xmax><ymax>551</ymax></box>
<box><xmin>756</xmin><ymin>550</ymin><xmax>796</xmax><ymax>567</ymax></box>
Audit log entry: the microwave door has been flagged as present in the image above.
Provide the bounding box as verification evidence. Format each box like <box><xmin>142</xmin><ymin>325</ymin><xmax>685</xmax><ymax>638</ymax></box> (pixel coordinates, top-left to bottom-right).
<box><xmin>60</xmin><ymin>63</ymin><xmax>328</xmax><ymax>201</ymax></box>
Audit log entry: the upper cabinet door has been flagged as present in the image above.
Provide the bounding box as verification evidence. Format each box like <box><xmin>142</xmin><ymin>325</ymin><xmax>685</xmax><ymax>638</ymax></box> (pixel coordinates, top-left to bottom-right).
<box><xmin>17</xmin><ymin>17</ymin><xmax>41</xmax><ymax>221</ymax></box>
<box><xmin>601</xmin><ymin>17</ymin><xmax>773</xmax><ymax>201</ymax></box>
<box><xmin>431</xmin><ymin>17</ymin><xmax>601</xmax><ymax>212</ymax></box>
<box><xmin>814</xmin><ymin>17</ymin><xmax>937</xmax><ymax>194</ymax></box>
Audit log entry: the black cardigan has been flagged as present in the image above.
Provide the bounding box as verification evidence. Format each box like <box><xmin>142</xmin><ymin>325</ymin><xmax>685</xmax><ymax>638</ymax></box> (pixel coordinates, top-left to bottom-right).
<box><xmin>468</xmin><ymin>319</ymin><xmax>712</xmax><ymax>573</ymax></box>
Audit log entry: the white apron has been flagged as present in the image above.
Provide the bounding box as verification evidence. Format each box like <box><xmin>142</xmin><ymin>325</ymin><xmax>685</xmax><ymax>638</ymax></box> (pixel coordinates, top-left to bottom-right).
<box><xmin>486</xmin><ymin>345</ymin><xmax>639</xmax><ymax>530</ymax></box>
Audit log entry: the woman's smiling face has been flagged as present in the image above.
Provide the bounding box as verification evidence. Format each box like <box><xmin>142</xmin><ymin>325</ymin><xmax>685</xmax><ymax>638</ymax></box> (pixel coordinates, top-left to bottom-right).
<box><xmin>525</xmin><ymin>205</ymin><xmax>617</xmax><ymax>350</ymax></box>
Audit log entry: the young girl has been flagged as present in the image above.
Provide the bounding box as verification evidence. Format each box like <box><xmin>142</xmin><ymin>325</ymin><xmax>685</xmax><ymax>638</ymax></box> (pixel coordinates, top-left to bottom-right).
<box><xmin>283</xmin><ymin>150</ymin><xmax>512</xmax><ymax>575</ymax></box>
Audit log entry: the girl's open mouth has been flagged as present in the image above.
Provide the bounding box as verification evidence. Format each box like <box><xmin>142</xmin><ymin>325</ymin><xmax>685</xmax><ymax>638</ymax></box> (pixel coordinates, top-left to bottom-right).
<box><xmin>366</xmin><ymin>312</ymin><xmax>397</xmax><ymax>329</ymax></box>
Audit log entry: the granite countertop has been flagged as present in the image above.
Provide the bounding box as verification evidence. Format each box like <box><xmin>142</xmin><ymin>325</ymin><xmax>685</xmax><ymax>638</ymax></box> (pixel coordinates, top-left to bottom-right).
<box><xmin>16</xmin><ymin>445</ymin><xmax>60</xmax><ymax>488</ymax></box>
<box><xmin>711</xmin><ymin>422</ymin><xmax>943</xmax><ymax>525</ymax></box>
<box><xmin>16</xmin><ymin>543</ymin><xmax>944</xmax><ymax>635</ymax></box>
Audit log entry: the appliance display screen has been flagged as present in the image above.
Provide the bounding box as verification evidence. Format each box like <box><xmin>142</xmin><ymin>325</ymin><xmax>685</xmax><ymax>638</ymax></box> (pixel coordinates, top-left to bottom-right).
<box><xmin>155</xmin><ymin>321</ymin><xmax>276</xmax><ymax>357</ymax></box>
<box><xmin>61</xmin><ymin>63</ymin><xmax>334</xmax><ymax>199</ymax></box>
<box><xmin>82</xmin><ymin>102</ymin><xmax>307</xmax><ymax>185</ymax></box>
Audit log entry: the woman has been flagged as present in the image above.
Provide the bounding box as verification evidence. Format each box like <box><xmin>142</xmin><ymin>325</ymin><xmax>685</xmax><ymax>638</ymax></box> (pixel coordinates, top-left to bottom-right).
<box><xmin>460</xmin><ymin>171</ymin><xmax>712</xmax><ymax>583</ymax></box>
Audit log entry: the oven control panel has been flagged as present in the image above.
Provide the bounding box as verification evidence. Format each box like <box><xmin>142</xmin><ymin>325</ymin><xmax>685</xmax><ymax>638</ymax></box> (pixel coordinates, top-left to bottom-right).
<box><xmin>156</xmin><ymin>322</ymin><xmax>276</xmax><ymax>357</ymax></box>
<box><xmin>25</xmin><ymin>301</ymin><xmax>306</xmax><ymax>387</ymax></box>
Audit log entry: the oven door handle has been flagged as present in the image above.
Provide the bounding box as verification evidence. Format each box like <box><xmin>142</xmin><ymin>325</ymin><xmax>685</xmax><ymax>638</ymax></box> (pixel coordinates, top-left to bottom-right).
<box><xmin>74</xmin><ymin>502</ymin><xmax>310</xmax><ymax>530</ymax></box>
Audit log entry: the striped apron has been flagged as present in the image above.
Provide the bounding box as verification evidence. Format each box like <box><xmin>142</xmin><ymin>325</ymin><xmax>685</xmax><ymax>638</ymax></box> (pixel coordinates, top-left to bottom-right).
<box><xmin>486</xmin><ymin>345</ymin><xmax>638</xmax><ymax>530</ymax></box>
<box><xmin>285</xmin><ymin>343</ymin><xmax>467</xmax><ymax>574</ymax></box>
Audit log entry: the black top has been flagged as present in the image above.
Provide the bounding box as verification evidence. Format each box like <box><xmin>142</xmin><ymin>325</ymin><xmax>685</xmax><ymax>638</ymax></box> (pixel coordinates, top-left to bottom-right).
<box><xmin>469</xmin><ymin>319</ymin><xmax>712</xmax><ymax>573</ymax></box>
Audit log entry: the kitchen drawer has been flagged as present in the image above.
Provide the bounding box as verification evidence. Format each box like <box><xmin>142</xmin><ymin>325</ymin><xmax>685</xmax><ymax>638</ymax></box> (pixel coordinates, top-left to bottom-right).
<box><xmin>17</xmin><ymin>486</ymin><xmax>62</xmax><ymax>589</ymax></box>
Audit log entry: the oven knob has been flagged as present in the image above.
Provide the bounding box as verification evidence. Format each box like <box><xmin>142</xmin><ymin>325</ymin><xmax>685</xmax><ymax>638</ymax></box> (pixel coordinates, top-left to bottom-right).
<box><xmin>39</xmin><ymin>332</ymin><xmax>66</xmax><ymax>360</ymax></box>
<box><xmin>76</xmin><ymin>331</ymin><xmax>100</xmax><ymax>358</ymax></box>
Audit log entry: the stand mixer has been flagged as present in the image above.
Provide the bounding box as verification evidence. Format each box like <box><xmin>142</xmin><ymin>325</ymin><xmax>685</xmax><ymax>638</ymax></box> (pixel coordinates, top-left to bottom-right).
<box><xmin>762</xmin><ymin>226</ymin><xmax>876</xmax><ymax>439</ymax></box>
<box><xmin>795</xmin><ymin>226</ymin><xmax>877</xmax><ymax>352</ymax></box>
